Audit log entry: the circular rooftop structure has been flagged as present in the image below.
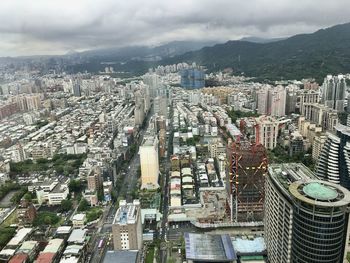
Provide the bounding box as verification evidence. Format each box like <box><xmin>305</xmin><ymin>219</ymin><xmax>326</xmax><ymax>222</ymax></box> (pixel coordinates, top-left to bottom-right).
<box><xmin>289</xmin><ymin>179</ymin><xmax>350</xmax><ymax>207</ymax></box>
<box><xmin>303</xmin><ymin>182</ymin><xmax>338</xmax><ymax>201</ymax></box>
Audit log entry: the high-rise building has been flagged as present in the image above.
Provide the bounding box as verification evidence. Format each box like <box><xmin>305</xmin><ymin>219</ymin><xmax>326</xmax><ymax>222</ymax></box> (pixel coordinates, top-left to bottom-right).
<box><xmin>254</xmin><ymin>116</ymin><xmax>283</xmax><ymax>150</ymax></box>
<box><xmin>153</xmin><ymin>96</ymin><xmax>167</xmax><ymax>117</ymax></box>
<box><xmin>316</xmin><ymin>124</ymin><xmax>350</xmax><ymax>189</ymax></box>
<box><xmin>312</xmin><ymin>134</ymin><xmax>327</xmax><ymax>161</ymax></box>
<box><xmin>134</xmin><ymin>103</ymin><xmax>145</xmax><ymax>126</ymax></box>
<box><xmin>72</xmin><ymin>79</ymin><xmax>81</xmax><ymax>97</ymax></box>
<box><xmin>112</xmin><ymin>200</ymin><xmax>142</xmax><ymax>250</ymax></box>
<box><xmin>265</xmin><ymin>163</ymin><xmax>350</xmax><ymax>263</ymax></box>
<box><xmin>300</xmin><ymin>103</ymin><xmax>338</xmax><ymax>131</ymax></box>
<box><xmin>180</xmin><ymin>68</ymin><xmax>205</xmax><ymax>89</ymax></box>
<box><xmin>134</xmin><ymin>90</ymin><xmax>145</xmax><ymax>126</ymax></box>
<box><xmin>139</xmin><ymin>137</ymin><xmax>160</xmax><ymax>189</ymax></box>
<box><xmin>256</xmin><ymin>86</ymin><xmax>269</xmax><ymax>115</ymax></box>
<box><xmin>143</xmin><ymin>73</ymin><xmax>161</xmax><ymax>98</ymax></box>
<box><xmin>268</xmin><ymin>85</ymin><xmax>286</xmax><ymax>117</ymax></box>
<box><xmin>299</xmin><ymin>89</ymin><xmax>320</xmax><ymax>115</ymax></box>
<box><xmin>256</xmin><ymin>85</ymin><xmax>286</xmax><ymax>116</ymax></box>
<box><xmin>227</xmin><ymin>141</ymin><xmax>268</xmax><ymax>222</ymax></box>
<box><xmin>321</xmin><ymin>74</ymin><xmax>347</xmax><ymax>111</ymax></box>
<box><xmin>87</xmin><ymin>167</ymin><xmax>103</xmax><ymax>192</ymax></box>
<box><xmin>285</xmin><ymin>85</ymin><xmax>298</xmax><ymax>115</ymax></box>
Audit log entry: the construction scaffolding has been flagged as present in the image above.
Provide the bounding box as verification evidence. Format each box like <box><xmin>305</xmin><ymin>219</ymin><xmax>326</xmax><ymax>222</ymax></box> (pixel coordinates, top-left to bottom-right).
<box><xmin>227</xmin><ymin>140</ymin><xmax>268</xmax><ymax>222</ymax></box>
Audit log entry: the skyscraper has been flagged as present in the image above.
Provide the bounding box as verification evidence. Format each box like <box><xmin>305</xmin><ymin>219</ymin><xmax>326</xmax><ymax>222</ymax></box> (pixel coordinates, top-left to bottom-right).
<box><xmin>266</xmin><ymin>163</ymin><xmax>350</xmax><ymax>263</ymax></box>
<box><xmin>134</xmin><ymin>90</ymin><xmax>145</xmax><ymax>126</ymax></box>
<box><xmin>321</xmin><ymin>74</ymin><xmax>347</xmax><ymax>111</ymax></box>
<box><xmin>285</xmin><ymin>85</ymin><xmax>298</xmax><ymax>115</ymax></box>
<box><xmin>316</xmin><ymin>124</ymin><xmax>350</xmax><ymax>190</ymax></box>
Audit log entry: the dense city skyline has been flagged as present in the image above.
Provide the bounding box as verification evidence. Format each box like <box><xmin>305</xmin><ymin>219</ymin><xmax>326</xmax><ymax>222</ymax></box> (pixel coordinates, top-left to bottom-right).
<box><xmin>1</xmin><ymin>2</ymin><xmax>350</xmax><ymax>263</ymax></box>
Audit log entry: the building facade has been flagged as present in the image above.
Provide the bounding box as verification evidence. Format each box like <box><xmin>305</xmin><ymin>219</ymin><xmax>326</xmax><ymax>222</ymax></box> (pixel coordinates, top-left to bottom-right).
<box><xmin>180</xmin><ymin>68</ymin><xmax>205</xmax><ymax>90</ymax></box>
<box><xmin>321</xmin><ymin>74</ymin><xmax>347</xmax><ymax>111</ymax></box>
<box><xmin>312</xmin><ymin>134</ymin><xmax>327</xmax><ymax>161</ymax></box>
<box><xmin>140</xmin><ymin>137</ymin><xmax>160</xmax><ymax>189</ymax></box>
<box><xmin>266</xmin><ymin>163</ymin><xmax>350</xmax><ymax>263</ymax></box>
<box><xmin>316</xmin><ymin>125</ymin><xmax>350</xmax><ymax>189</ymax></box>
<box><xmin>112</xmin><ymin>200</ymin><xmax>142</xmax><ymax>250</ymax></box>
<box><xmin>255</xmin><ymin>116</ymin><xmax>282</xmax><ymax>150</ymax></box>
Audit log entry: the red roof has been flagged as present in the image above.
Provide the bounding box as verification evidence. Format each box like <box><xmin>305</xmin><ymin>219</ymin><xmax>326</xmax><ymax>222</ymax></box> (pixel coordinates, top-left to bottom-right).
<box><xmin>35</xmin><ymin>253</ymin><xmax>55</xmax><ymax>263</ymax></box>
<box><xmin>9</xmin><ymin>254</ymin><xmax>29</xmax><ymax>263</ymax></box>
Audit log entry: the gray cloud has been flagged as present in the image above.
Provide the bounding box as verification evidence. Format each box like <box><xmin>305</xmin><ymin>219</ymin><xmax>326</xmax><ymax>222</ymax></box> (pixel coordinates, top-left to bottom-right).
<box><xmin>0</xmin><ymin>0</ymin><xmax>349</xmax><ymax>56</ymax></box>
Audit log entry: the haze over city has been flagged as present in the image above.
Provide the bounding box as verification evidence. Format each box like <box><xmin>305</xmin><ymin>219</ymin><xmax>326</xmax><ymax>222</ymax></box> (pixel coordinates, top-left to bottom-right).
<box><xmin>0</xmin><ymin>0</ymin><xmax>350</xmax><ymax>56</ymax></box>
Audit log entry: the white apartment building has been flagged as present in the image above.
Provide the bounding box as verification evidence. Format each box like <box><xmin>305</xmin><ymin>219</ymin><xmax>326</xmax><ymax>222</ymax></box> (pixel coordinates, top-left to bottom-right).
<box><xmin>139</xmin><ymin>137</ymin><xmax>160</xmax><ymax>189</ymax></box>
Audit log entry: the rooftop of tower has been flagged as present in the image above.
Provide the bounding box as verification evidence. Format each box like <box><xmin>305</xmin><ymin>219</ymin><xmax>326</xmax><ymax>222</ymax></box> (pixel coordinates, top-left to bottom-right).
<box><xmin>268</xmin><ymin>163</ymin><xmax>317</xmax><ymax>191</ymax></box>
<box><xmin>268</xmin><ymin>163</ymin><xmax>350</xmax><ymax>207</ymax></box>
<box><xmin>113</xmin><ymin>199</ymin><xmax>140</xmax><ymax>225</ymax></box>
<box><xmin>289</xmin><ymin>180</ymin><xmax>350</xmax><ymax>207</ymax></box>
<box><xmin>302</xmin><ymin>182</ymin><xmax>338</xmax><ymax>201</ymax></box>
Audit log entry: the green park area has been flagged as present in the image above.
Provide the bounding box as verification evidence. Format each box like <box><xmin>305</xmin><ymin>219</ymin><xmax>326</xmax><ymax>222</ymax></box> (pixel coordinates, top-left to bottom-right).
<box><xmin>0</xmin><ymin>182</ymin><xmax>28</xmax><ymax>207</ymax></box>
<box><xmin>0</xmin><ymin>227</ymin><xmax>16</xmax><ymax>249</ymax></box>
<box><xmin>77</xmin><ymin>199</ymin><xmax>103</xmax><ymax>223</ymax></box>
<box><xmin>10</xmin><ymin>153</ymin><xmax>87</xmax><ymax>176</ymax></box>
<box><xmin>227</xmin><ymin>109</ymin><xmax>259</xmax><ymax>123</ymax></box>
<box><xmin>33</xmin><ymin>211</ymin><xmax>61</xmax><ymax>227</ymax></box>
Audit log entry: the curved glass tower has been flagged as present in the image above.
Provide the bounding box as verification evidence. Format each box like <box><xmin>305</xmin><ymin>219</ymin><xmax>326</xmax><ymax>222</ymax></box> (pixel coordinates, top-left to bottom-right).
<box><xmin>289</xmin><ymin>180</ymin><xmax>350</xmax><ymax>263</ymax></box>
<box><xmin>266</xmin><ymin>163</ymin><xmax>350</xmax><ymax>263</ymax></box>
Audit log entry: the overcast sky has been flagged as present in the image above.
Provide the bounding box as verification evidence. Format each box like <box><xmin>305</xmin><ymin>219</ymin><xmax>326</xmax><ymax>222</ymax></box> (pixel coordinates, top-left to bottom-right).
<box><xmin>0</xmin><ymin>0</ymin><xmax>349</xmax><ymax>56</ymax></box>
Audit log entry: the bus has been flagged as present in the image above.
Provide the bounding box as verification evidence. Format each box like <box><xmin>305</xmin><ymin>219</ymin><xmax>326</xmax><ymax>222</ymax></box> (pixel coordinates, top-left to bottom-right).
<box><xmin>98</xmin><ymin>239</ymin><xmax>104</xmax><ymax>249</ymax></box>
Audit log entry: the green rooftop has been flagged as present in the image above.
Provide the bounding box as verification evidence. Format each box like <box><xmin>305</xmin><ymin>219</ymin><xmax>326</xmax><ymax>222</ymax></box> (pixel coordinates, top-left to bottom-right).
<box><xmin>303</xmin><ymin>182</ymin><xmax>338</xmax><ymax>201</ymax></box>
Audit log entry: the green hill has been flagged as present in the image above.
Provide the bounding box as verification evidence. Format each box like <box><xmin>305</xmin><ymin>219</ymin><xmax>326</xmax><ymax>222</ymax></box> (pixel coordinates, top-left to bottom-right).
<box><xmin>161</xmin><ymin>22</ymin><xmax>350</xmax><ymax>83</ymax></box>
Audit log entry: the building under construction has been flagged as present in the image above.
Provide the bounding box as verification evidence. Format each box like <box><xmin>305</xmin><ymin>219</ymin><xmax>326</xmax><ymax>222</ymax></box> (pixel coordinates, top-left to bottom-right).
<box><xmin>227</xmin><ymin>140</ymin><xmax>268</xmax><ymax>222</ymax></box>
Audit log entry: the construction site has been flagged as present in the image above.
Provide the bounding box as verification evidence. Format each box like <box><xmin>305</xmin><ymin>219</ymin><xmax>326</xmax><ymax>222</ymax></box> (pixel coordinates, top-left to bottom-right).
<box><xmin>227</xmin><ymin>139</ymin><xmax>268</xmax><ymax>222</ymax></box>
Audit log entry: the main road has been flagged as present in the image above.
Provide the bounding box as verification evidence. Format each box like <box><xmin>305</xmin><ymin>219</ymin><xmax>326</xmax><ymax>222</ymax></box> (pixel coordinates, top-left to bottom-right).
<box><xmin>89</xmin><ymin>107</ymin><xmax>154</xmax><ymax>263</ymax></box>
<box><xmin>159</xmin><ymin>116</ymin><xmax>173</xmax><ymax>263</ymax></box>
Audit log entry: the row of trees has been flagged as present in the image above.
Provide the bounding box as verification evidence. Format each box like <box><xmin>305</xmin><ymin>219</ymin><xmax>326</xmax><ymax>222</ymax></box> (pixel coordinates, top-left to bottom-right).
<box><xmin>227</xmin><ymin>109</ymin><xmax>259</xmax><ymax>123</ymax></box>
<box><xmin>0</xmin><ymin>182</ymin><xmax>21</xmax><ymax>200</ymax></box>
<box><xmin>269</xmin><ymin>145</ymin><xmax>315</xmax><ymax>170</ymax></box>
<box><xmin>33</xmin><ymin>212</ymin><xmax>60</xmax><ymax>227</ymax></box>
<box><xmin>0</xmin><ymin>227</ymin><xmax>16</xmax><ymax>249</ymax></box>
<box><xmin>10</xmin><ymin>153</ymin><xmax>87</xmax><ymax>176</ymax></box>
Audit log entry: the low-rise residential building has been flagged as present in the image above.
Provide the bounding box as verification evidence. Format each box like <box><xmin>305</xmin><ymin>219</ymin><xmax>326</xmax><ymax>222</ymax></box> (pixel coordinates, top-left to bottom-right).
<box><xmin>35</xmin><ymin>239</ymin><xmax>64</xmax><ymax>263</ymax></box>
<box><xmin>72</xmin><ymin>214</ymin><xmax>86</xmax><ymax>229</ymax></box>
<box><xmin>17</xmin><ymin>200</ymin><xmax>37</xmax><ymax>225</ymax></box>
<box><xmin>83</xmin><ymin>190</ymin><xmax>98</xmax><ymax>206</ymax></box>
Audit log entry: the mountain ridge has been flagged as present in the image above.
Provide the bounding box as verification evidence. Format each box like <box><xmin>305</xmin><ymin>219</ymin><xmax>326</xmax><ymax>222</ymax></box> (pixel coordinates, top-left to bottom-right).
<box><xmin>158</xmin><ymin>22</ymin><xmax>350</xmax><ymax>82</ymax></box>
